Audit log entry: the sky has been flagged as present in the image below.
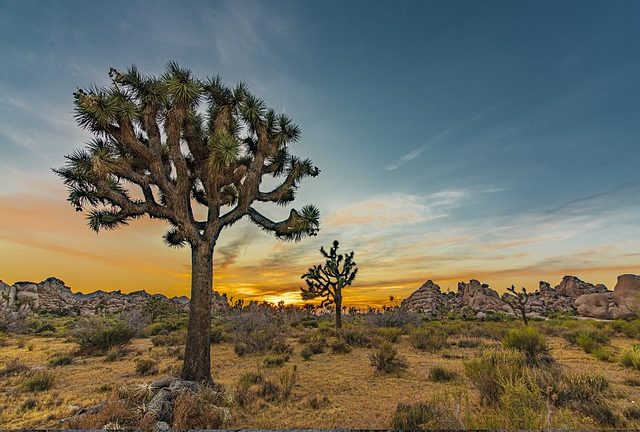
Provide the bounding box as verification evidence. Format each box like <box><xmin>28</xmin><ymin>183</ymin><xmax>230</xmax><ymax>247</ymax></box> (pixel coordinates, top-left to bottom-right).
<box><xmin>0</xmin><ymin>0</ymin><xmax>639</xmax><ymax>306</ymax></box>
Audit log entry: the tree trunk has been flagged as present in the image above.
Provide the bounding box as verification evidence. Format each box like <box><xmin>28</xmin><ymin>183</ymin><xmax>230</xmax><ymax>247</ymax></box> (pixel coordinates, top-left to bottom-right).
<box><xmin>182</xmin><ymin>242</ymin><xmax>214</xmax><ymax>382</ymax></box>
<box><xmin>335</xmin><ymin>289</ymin><xmax>343</xmax><ymax>330</ymax></box>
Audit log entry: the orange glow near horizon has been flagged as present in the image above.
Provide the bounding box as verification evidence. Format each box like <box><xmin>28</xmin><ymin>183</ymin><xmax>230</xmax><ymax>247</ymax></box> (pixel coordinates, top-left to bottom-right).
<box><xmin>1</xmin><ymin>189</ymin><xmax>638</xmax><ymax>308</ymax></box>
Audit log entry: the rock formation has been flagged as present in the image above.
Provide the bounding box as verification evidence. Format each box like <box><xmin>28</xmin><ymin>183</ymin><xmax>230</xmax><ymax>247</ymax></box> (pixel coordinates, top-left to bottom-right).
<box><xmin>611</xmin><ymin>274</ymin><xmax>640</xmax><ymax>319</ymax></box>
<box><xmin>402</xmin><ymin>274</ymin><xmax>639</xmax><ymax>320</ymax></box>
<box><xmin>0</xmin><ymin>277</ymin><xmax>228</xmax><ymax>318</ymax></box>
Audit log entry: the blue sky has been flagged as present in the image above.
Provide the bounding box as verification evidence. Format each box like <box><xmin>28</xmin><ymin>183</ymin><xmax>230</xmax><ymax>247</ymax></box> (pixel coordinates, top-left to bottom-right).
<box><xmin>0</xmin><ymin>0</ymin><xmax>639</xmax><ymax>303</ymax></box>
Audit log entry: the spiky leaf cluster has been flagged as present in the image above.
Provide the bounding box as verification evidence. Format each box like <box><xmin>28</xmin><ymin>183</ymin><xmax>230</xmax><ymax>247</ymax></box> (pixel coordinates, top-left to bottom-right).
<box><xmin>301</xmin><ymin>240</ymin><xmax>358</xmax><ymax>307</ymax></box>
<box><xmin>55</xmin><ymin>63</ymin><xmax>321</xmax><ymax>245</ymax></box>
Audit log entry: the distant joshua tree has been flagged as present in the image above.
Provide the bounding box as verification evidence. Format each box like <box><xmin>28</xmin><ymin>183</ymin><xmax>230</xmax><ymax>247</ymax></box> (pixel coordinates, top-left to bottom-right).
<box><xmin>300</xmin><ymin>240</ymin><xmax>358</xmax><ymax>329</ymax></box>
<box><xmin>501</xmin><ymin>285</ymin><xmax>531</xmax><ymax>325</ymax></box>
<box><xmin>55</xmin><ymin>63</ymin><xmax>320</xmax><ymax>382</ymax></box>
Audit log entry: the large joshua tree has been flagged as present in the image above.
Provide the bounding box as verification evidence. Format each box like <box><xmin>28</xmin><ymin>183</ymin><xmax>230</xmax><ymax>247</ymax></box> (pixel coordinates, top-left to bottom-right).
<box><xmin>55</xmin><ymin>63</ymin><xmax>320</xmax><ymax>382</ymax></box>
<box><xmin>301</xmin><ymin>240</ymin><xmax>358</xmax><ymax>329</ymax></box>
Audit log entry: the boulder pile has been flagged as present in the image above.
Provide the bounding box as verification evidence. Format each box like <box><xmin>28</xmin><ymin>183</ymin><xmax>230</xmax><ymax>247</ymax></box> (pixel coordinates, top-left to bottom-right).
<box><xmin>0</xmin><ymin>277</ymin><xmax>228</xmax><ymax>318</ymax></box>
<box><xmin>401</xmin><ymin>274</ymin><xmax>640</xmax><ymax>320</ymax></box>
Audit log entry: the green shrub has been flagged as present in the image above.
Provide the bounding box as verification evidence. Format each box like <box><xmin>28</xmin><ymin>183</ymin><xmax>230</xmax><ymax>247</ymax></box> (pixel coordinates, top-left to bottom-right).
<box><xmin>341</xmin><ymin>328</ymin><xmax>372</xmax><ymax>347</ymax></box>
<box><xmin>105</xmin><ymin>347</ymin><xmax>129</xmax><ymax>362</ymax></box>
<box><xmin>611</xmin><ymin>319</ymin><xmax>640</xmax><ymax>339</ymax></box>
<box><xmin>392</xmin><ymin>401</ymin><xmax>460</xmax><ymax>430</ymax></box>
<box><xmin>262</xmin><ymin>354</ymin><xmax>289</xmax><ymax>367</ymax></box>
<box><xmin>429</xmin><ymin>366</ymin><xmax>456</xmax><ymax>382</ymax></box>
<box><xmin>575</xmin><ymin>332</ymin><xmax>601</xmax><ymax>353</ymax></box>
<box><xmin>209</xmin><ymin>324</ymin><xmax>226</xmax><ymax>344</ymax></box>
<box><xmin>410</xmin><ymin>327</ymin><xmax>448</xmax><ymax>352</ymax></box>
<box><xmin>48</xmin><ymin>352</ymin><xmax>73</xmax><ymax>367</ymax></box>
<box><xmin>620</xmin><ymin>344</ymin><xmax>640</xmax><ymax>370</ymax></box>
<box><xmin>464</xmin><ymin>348</ymin><xmax>526</xmax><ymax>406</ymax></box>
<box><xmin>369</xmin><ymin>342</ymin><xmax>408</xmax><ymax>374</ymax></box>
<box><xmin>591</xmin><ymin>345</ymin><xmax>615</xmax><ymax>362</ymax></box>
<box><xmin>151</xmin><ymin>330</ymin><xmax>186</xmax><ymax>347</ymax></box>
<box><xmin>71</xmin><ymin>318</ymin><xmax>134</xmax><ymax>353</ymax></box>
<box><xmin>376</xmin><ymin>327</ymin><xmax>403</xmax><ymax>343</ymax></box>
<box><xmin>22</xmin><ymin>370</ymin><xmax>55</xmax><ymax>392</ymax></box>
<box><xmin>457</xmin><ymin>338</ymin><xmax>482</xmax><ymax>348</ymax></box>
<box><xmin>502</xmin><ymin>326</ymin><xmax>550</xmax><ymax>365</ymax></box>
<box><xmin>330</xmin><ymin>339</ymin><xmax>352</xmax><ymax>354</ymax></box>
<box><xmin>301</xmin><ymin>345</ymin><xmax>314</xmax><ymax>360</ymax></box>
<box><xmin>135</xmin><ymin>358</ymin><xmax>159</xmax><ymax>376</ymax></box>
<box><xmin>555</xmin><ymin>374</ymin><xmax>616</xmax><ymax>427</ymax></box>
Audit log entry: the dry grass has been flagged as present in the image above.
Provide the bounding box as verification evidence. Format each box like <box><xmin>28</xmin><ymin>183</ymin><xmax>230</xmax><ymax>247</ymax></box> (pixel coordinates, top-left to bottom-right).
<box><xmin>0</xmin><ymin>331</ymin><xmax>640</xmax><ymax>429</ymax></box>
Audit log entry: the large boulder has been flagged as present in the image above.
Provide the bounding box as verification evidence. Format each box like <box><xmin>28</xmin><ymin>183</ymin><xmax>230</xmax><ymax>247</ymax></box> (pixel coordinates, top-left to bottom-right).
<box><xmin>575</xmin><ymin>292</ymin><xmax>614</xmax><ymax>319</ymax></box>
<box><xmin>612</xmin><ymin>274</ymin><xmax>640</xmax><ymax>319</ymax></box>
<box><xmin>401</xmin><ymin>280</ymin><xmax>446</xmax><ymax>317</ymax></box>
<box><xmin>554</xmin><ymin>276</ymin><xmax>607</xmax><ymax>299</ymax></box>
<box><xmin>458</xmin><ymin>280</ymin><xmax>508</xmax><ymax>313</ymax></box>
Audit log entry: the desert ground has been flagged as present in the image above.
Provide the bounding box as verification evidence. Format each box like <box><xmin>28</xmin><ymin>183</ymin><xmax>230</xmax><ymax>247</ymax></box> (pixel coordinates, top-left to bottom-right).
<box><xmin>1</xmin><ymin>309</ymin><xmax>640</xmax><ymax>430</ymax></box>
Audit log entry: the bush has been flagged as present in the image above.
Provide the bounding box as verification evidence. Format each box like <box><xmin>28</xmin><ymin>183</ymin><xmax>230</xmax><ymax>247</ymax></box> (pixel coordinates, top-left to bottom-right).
<box><xmin>620</xmin><ymin>344</ymin><xmax>640</xmax><ymax>370</ymax></box>
<box><xmin>49</xmin><ymin>352</ymin><xmax>73</xmax><ymax>367</ymax></box>
<box><xmin>429</xmin><ymin>366</ymin><xmax>456</xmax><ymax>382</ymax></box>
<box><xmin>410</xmin><ymin>327</ymin><xmax>448</xmax><ymax>352</ymax></box>
<box><xmin>464</xmin><ymin>348</ymin><xmax>526</xmax><ymax>405</ymax></box>
<box><xmin>341</xmin><ymin>328</ymin><xmax>372</xmax><ymax>347</ymax></box>
<box><xmin>209</xmin><ymin>324</ymin><xmax>226</xmax><ymax>344</ymax></box>
<box><xmin>392</xmin><ymin>401</ymin><xmax>460</xmax><ymax>430</ymax></box>
<box><xmin>366</xmin><ymin>307</ymin><xmax>420</xmax><ymax>328</ymax></box>
<box><xmin>22</xmin><ymin>370</ymin><xmax>55</xmax><ymax>392</ymax></box>
<box><xmin>151</xmin><ymin>330</ymin><xmax>186</xmax><ymax>347</ymax></box>
<box><xmin>0</xmin><ymin>358</ymin><xmax>29</xmax><ymax>377</ymax></box>
<box><xmin>262</xmin><ymin>354</ymin><xmax>289</xmax><ymax>367</ymax></box>
<box><xmin>71</xmin><ymin>318</ymin><xmax>134</xmax><ymax>353</ymax></box>
<box><xmin>624</xmin><ymin>405</ymin><xmax>640</xmax><ymax>420</ymax></box>
<box><xmin>369</xmin><ymin>342</ymin><xmax>408</xmax><ymax>374</ymax></box>
<box><xmin>330</xmin><ymin>339</ymin><xmax>352</xmax><ymax>354</ymax></box>
<box><xmin>376</xmin><ymin>327</ymin><xmax>403</xmax><ymax>343</ymax></box>
<box><xmin>457</xmin><ymin>338</ymin><xmax>482</xmax><ymax>348</ymax></box>
<box><xmin>230</xmin><ymin>309</ymin><xmax>292</xmax><ymax>356</ymax></box>
<box><xmin>502</xmin><ymin>326</ymin><xmax>550</xmax><ymax>365</ymax></box>
<box><xmin>105</xmin><ymin>347</ymin><xmax>129</xmax><ymax>362</ymax></box>
<box><xmin>301</xmin><ymin>345</ymin><xmax>314</xmax><ymax>360</ymax></box>
<box><xmin>300</xmin><ymin>333</ymin><xmax>327</xmax><ymax>359</ymax></box>
<box><xmin>135</xmin><ymin>358</ymin><xmax>159</xmax><ymax>376</ymax></box>
<box><xmin>555</xmin><ymin>374</ymin><xmax>616</xmax><ymax>427</ymax></box>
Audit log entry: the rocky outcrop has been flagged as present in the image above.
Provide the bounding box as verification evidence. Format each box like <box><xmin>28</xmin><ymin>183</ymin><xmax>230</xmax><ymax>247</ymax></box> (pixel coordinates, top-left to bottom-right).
<box><xmin>402</xmin><ymin>274</ymin><xmax>640</xmax><ymax>320</ymax></box>
<box><xmin>554</xmin><ymin>276</ymin><xmax>608</xmax><ymax>298</ymax></box>
<box><xmin>400</xmin><ymin>280</ymin><xmax>447</xmax><ymax>317</ymax></box>
<box><xmin>458</xmin><ymin>280</ymin><xmax>510</xmax><ymax>314</ymax></box>
<box><xmin>0</xmin><ymin>277</ymin><xmax>228</xmax><ymax>317</ymax></box>
<box><xmin>612</xmin><ymin>274</ymin><xmax>640</xmax><ymax>319</ymax></box>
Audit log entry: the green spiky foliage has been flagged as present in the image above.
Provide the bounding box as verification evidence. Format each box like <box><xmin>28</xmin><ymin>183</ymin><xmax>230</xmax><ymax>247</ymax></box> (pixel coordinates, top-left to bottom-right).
<box><xmin>54</xmin><ymin>63</ymin><xmax>320</xmax><ymax>382</ymax></box>
<box><xmin>301</xmin><ymin>240</ymin><xmax>358</xmax><ymax>329</ymax></box>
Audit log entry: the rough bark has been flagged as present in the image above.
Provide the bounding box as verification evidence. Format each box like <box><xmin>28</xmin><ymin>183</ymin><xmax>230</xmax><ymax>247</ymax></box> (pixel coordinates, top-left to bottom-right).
<box><xmin>181</xmin><ymin>243</ymin><xmax>214</xmax><ymax>382</ymax></box>
<box><xmin>335</xmin><ymin>290</ymin><xmax>343</xmax><ymax>330</ymax></box>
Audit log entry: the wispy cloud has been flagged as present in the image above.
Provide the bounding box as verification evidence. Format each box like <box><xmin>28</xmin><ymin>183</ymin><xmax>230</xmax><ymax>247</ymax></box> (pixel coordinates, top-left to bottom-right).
<box><xmin>385</xmin><ymin>104</ymin><xmax>505</xmax><ymax>171</ymax></box>
<box><xmin>325</xmin><ymin>189</ymin><xmax>468</xmax><ymax>227</ymax></box>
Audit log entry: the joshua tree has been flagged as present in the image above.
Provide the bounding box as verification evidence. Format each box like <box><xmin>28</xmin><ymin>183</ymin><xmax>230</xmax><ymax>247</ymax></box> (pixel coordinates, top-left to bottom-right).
<box><xmin>300</xmin><ymin>240</ymin><xmax>357</xmax><ymax>329</ymax></box>
<box><xmin>500</xmin><ymin>285</ymin><xmax>530</xmax><ymax>325</ymax></box>
<box><xmin>55</xmin><ymin>63</ymin><xmax>320</xmax><ymax>382</ymax></box>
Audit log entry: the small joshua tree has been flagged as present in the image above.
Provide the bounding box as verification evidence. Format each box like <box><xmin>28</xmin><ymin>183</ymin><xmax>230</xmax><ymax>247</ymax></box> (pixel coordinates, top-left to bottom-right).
<box><xmin>300</xmin><ymin>240</ymin><xmax>357</xmax><ymax>329</ymax></box>
<box><xmin>500</xmin><ymin>285</ymin><xmax>530</xmax><ymax>325</ymax></box>
<box><xmin>55</xmin><ymin>63</ymin><xmax>320</xmax><ymax>382</ymax></box>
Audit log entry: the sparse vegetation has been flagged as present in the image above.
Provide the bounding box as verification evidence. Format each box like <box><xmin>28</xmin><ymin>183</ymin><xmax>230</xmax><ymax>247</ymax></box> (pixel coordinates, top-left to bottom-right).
<box><xmin>21</xmin><ymin>370</ymin><xmax>55</xmax><ymax>392</ymax></box>
<box><xmin>502</xmin><ymin>326</ymin><xmax>550</xmax><ymax>365</ymax></box>
<box><xmin>369</xmin><ymin>342</ymin><xmax>408</xmax><ymax>374</ymax></box>
<box><xmin>48</xmin><ymin>352</ymin><xmax>73</xmax><ymax>367</ymax></box>
<box><xmin>429</xmin><ymin>366</ymin><xmax>456</xmax><ymax>382</ymax></box>
<box><xmin>134</xmin><ymin>357</ymin><xmax>159</xmax><ymax>376</ymax></box>
<box><xmin>71</xmin><ymin>318</ymin><xmax>134</xmax><ymax>353</ymax></box>
<box><xmin>410</xmin><ymin>327</ymin><xmax>448</xmax><ymax>351</ymax></box>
